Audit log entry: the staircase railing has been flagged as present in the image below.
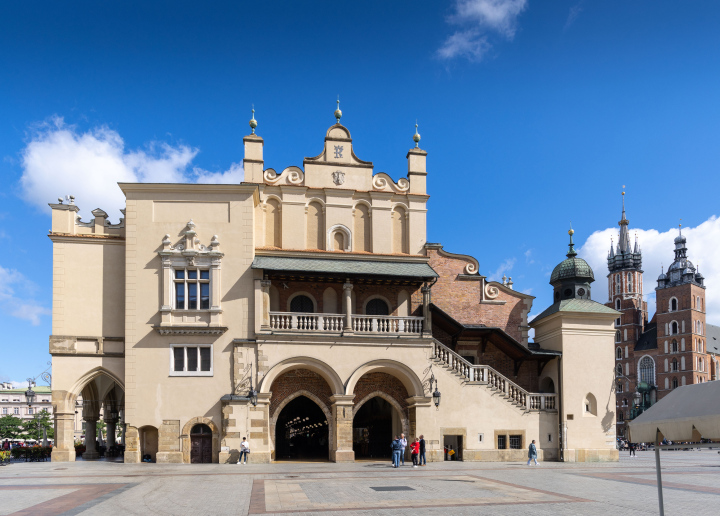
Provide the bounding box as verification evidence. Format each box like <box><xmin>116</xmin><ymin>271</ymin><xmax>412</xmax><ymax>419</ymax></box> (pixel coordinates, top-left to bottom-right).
<box><xmin>431</xmin><ymin>339</ymin><xmax>557</xmax><ymax>412</ymax></box>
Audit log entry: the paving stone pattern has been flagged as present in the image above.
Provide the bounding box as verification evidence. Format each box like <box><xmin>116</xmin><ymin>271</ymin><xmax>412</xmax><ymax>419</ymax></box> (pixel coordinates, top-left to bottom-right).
<box><xmin>1</xmin><ymin>450</ymin><xmax>719</xmax><ymax>515</ymax></box>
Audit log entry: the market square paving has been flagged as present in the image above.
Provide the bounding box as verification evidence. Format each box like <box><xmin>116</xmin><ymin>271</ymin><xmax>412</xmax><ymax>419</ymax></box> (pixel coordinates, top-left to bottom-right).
<box><xmin>1</xmin><ymin>450</ymin><xmax>719</xmax><ymax>515</ymax></box>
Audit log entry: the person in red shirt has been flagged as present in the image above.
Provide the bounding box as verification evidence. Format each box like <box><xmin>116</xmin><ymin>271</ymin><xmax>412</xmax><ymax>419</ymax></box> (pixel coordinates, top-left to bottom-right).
<box><xmin>410</xmin><ymin>437</ymin><xmax>420</xmax><ymax>467</ymax></box>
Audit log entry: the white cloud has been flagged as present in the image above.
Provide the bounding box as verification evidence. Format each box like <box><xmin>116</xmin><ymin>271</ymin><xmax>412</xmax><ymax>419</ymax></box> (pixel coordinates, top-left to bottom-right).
<box><xmin>20</xmin><ymin>117</ymin><xmax>243</xmax><ymax>221</ymax></box>
<box><xmin>564</xmin><ymin>1</ymin><xmax>584</xmax><ymax>30</ymax></box>
<box><xmin>438</xmin><ymin>0</ymin><xmax>528</xmax><ymax>61</ymax></box>
<box><xmin>524</xmin><ymin>248</ymin><xmax>534</xmax><ymax>264</ymax></box>
<box><xmin>490</xmin><ymin>257</ymin><xmax>517</xmax><ymax>281</ymax></box>
<box><xmin>578</xmin><ymin>216</ymin><xmax>720</xmax><ymax>325</ymax></box>
<box><xmin>0</xmin><ymin>265</ymin><xmax>50</xmax><ymax>326</ymax></box>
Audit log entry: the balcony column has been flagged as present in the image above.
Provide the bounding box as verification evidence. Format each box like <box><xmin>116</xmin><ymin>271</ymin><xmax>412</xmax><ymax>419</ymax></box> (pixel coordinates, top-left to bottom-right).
<box><xmin>260</xmin><ymin>279</ymin><xmax>271</xmax><ymax>330</ymax></box>
<box><xmin>342</xmin><ymin>281</ymin><xmax>353</xmax><ymax>332</ymax></box>
<box><xmin>421</xmin><ymin>284</ymin><xmax>432</xmax><ymax>335</ymax></box>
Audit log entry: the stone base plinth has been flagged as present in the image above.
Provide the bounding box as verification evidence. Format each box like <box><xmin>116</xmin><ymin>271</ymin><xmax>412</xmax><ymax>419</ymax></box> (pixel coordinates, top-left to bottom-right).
<box><xmin>82</xmin><ymin>451</ymin><xmax>100</xmax><ymax>460</ymax></box>
<box><xmin>51</xmin><ymin>449</ymin><xmax>76</xmax><ymax>462</ymax></box>
<box><xmin>124</xmin><ymin>450</ymin><xmax>141</xmax><ymax>463</ymax></box>
<box><xmin>156</xmin><ymin>452</ymin><xmax>183</xmax><ymax>464</ymax></box>
<box><xmin>331</xmin><ymin>449</ymin><xmax>355</xmax><ymax>462</ymax></box>
<box><xmin>564</xmin><ymin>448</ymin><xmax>619</xmax><ymax>462</ymax></box>
<box><xmin>247</xmin><ymin>451</ymin><xmax>270</xmax><ymax>464</ymax></box>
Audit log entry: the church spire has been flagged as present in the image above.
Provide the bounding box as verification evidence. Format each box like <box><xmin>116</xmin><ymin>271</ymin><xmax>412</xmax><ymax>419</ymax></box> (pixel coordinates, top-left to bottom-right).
<box><xmin>618</xmin><ymin>188</ymin><xmax>630</xmax><ymax>254</ymax></box>
<box><xmin>567</xmin><ymin>226</ymin><xmax>577</xmax><ymax>258</ymax></box>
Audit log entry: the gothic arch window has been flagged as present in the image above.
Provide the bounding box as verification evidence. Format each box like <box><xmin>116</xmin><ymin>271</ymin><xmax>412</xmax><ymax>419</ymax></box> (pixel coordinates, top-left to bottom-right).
<box><xmin>639</xmin><ymin>356</ymin><xmax>655</xmax><ymax>385</ymax></box>
<box><xmin>670</xmin><ymin>297</ymin><xmax>678</xmax><ymax>312</ymax></box>
<box><xmin>615</xmin><ymin>363</ymin><xmax>623</xmax><ymax>376</ymax></box>
<box><xmin>672</xmin><ymin>377</ymin><xmax>678</xmax><ymax>389</ymax></box>
<box><xmin>615</xmin><ymin>330</ymin><xmax>621</xmax><ymax>343</ymax></box>
<box><xmin>618</xmin><ymin>412</ymin><xmax>624</xmax><ymax>422</ymax></box>
<box><xmin>622</xmin><ymin>398</ymin><xmax>628</xmax><ymax>407</ymax></box>
<box><xmin>616</xmin><ymin>347</ymin><xmax>622</xmax><ymax>360</ymax></box>
<box><xmin>671</xmin><ymin>321</ymin><xmax>678</xmax><ymax>335</ymax></box>
<box><xmin>616</xmin><ymin>299</ymin><xmax>621</xmax><ymax>310</ymax></box>
<box><xmin>583</xmin><ymin>393</ymin><xmax>597</xmax><ymax>416</ymax></box>
<box><xmin>627</xmin><ymin>273</ymin><xmax>633</xmax><ymax>291</ymax></box>
<box><xmin>671</xmin><ymin>339</ymin><xmax>678</xmax><ymax>353</ymax></box>
<box><xmin>327</xmin><ymin>224</ymin><xmax>351</xmax><ymax>252</ymax></box>
<box><xmin>671</xmin><ymin>358</ymin><xmax>678</xmax><ymax>372</ymax></box>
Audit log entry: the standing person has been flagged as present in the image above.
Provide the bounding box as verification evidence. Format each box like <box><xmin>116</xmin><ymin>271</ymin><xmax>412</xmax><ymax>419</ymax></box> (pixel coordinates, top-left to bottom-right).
<box><xmin>410</xmin><ymin>438</ymin><xmax>420</xmax><ymax>467</ymax></box>
<box><xmin>419</xmin><ymin>435</ymin><xmax>426</xmax><ymax>466</ymax></box>
<box><xmin>391</xmin><ymin>436</ymin><xmax>401</xmax><ymax>468</ymax></box>
<box><xmin>527</xmin><ymin>439</ymin><xmax>538</xmax><ymax>466</ymax></box>
<box><xmin>238</xmin><ymin>437</ymin><xmax>250</xmax><ymax>464</ymax></box>
<box><xmin>399</xmin><ymin>433</ymin><xmax>407</xmax><ymax>466</ymax></box>
<box><xmin>629</xmin><ymin>442</ymin><xmax>636</xmax><ymax>457</ymax></box>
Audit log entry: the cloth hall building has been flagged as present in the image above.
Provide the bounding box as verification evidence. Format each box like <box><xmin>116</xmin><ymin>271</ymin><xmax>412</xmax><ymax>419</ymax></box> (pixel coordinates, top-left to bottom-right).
<box><xmin>48</xmin><ymin>107</ymin><xmax>619</xmax><ymax>464</ymax></box>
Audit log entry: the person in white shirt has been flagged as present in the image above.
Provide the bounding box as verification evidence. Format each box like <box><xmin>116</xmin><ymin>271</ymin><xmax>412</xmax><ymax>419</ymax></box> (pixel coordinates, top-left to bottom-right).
<box><xmin>399</xmin><ymin>433</ymin><xmax>408</xmax><ymax>466</ymax></box>
<box><xmin>238</xmin><ymin>437</ymin><xmax>250</xmax><ymax>464</ymax></box>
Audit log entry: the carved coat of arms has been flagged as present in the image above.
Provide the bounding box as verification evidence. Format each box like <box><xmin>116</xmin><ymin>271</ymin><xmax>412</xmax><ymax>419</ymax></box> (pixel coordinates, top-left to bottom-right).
<box><xmin>332</xmin><ymin>170</ymin><xmax>345</xmax><ymax>185</ymax></box>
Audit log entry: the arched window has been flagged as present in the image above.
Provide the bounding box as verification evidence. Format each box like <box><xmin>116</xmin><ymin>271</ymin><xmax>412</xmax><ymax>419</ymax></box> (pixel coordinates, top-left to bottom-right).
<box><xmin>616</xmin><ymin>299</ymin><xmax>621</xmax><ymax>310</ymax></box>
<box><xmin>618</xmin><ymin>412</ymin><xmax>624</xmax><ymax>422</ymax></box>
<box><xmin>622</xmin><ymin>398</ymin><xmax>628</xmax><ymax>407</ymax></box>
<box><xmin>671</xmin><ymin>339</ymin><xmax>678</xmax><ymax>353</ymax></box>
<box><xmin>671</xmin><ymin>358</ymin><xmax>678</xmax><ymax>372</ymax></box>
<box><xmin>616</xmin><ymin>347</ymin><xmax>622</xmax><ymax>360</ymax></box>
<box><xmin>191</xmin><ymin>423</ymin><xmax>212</xmax><ymax>435</ymax></box>
<box><xmin>671</xmin><ymin>321</ymin><xmax>678</xmax><ymax>335</ymax></box>
<box><xmin>365</xmin><ymin>298</ymin><xmax>389</xmax><ymax>316</ymax></box>
<box><xmin>616</xmin><ymin>364</ymin><xmax>623</xmax><ymax>376</ymax></box>
<box><xmin>670</xmin><ymin>298</ymin><xmax>678</xmax><ymax>312</ymax></box>
<box><xmin>672</xmin><ymin>377</ymin><xmax>678</xmax><ymax>389</ymax></box>
<box><xmin>290</xmin><ymin>295</ymin><xmax>314</xmax><ymax>313</ymax></box>
<box><xmin>584</xmin><ymin>393</ymin><xmax>597</xmax><ymax>416</ymax></box>
<box><xmin>639</xmin><ymin>356</ymin><xmax>655</xmax><ymax>385</ymax></box>
<box><xmin>332</xmin><ymin>230</ymin><xmax>345</xmax><ymax>251</ymax></box>
<box><xmin>615</xmin><ymin>330</ymin><xmax>621</xmax><ymax>343</ymax></box>
<box><xmin>628</xmin><ymin>273</ymin><xmax>633</xmax><ymax>291</ymax></box>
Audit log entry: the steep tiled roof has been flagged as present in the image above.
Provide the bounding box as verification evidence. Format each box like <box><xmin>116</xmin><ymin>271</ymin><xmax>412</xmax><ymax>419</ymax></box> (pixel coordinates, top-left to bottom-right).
<box><xmin>635</xmin><ymin>323</ymin><xmax>658</xmax><ymax>351</ymax></box>
<box><xmin>707</xmin><ymin>324</ymin><xmax>720</xmax><ymax>355</ymax></box>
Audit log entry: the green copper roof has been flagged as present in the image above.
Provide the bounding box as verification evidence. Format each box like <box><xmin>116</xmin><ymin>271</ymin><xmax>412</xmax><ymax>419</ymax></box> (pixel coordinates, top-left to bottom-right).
<box><xmin>252</xmin><ymin>256</ymin><xmax>438</xmax><ymax>279</ymax></box>
<box><xmin>532</xmin><ymin>298</ymin><xmax>619</xmax><ymax>324</ymax></box>
<box><xmin>550</xmin><ymin>257</ymin><xmax>595</xmax><ymax>284</ymax></box>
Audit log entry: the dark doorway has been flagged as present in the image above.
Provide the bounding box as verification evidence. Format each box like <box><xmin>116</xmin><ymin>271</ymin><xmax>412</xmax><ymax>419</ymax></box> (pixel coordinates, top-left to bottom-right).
<box><xmin>190</xmin><ymin>424</ymin><xmax>212</xmax><ymax>464</ymax></box>
<box><xmin>443</xmin><ymin>434</ymin><xmax>463</xmax><ymax>461</ymax></box>
<box><xmin>275</xmin><ymin>396</ymin><xmax>329</xmax><ymax>461</ymax></box>
<box><xmin>353</xmin><ymin>397</ymin><xmax>394</xmax><ymax>459</ymax></box>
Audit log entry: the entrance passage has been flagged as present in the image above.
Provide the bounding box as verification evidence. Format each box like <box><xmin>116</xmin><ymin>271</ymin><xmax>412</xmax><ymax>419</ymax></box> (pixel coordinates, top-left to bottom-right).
<box><xmin>275</xmin><ymin>396</ymin><xmax>329</xmax><ymax>461</ymax></box>
<box><xmin>353</xmin><ymin>397</ymin><xmax>394</xmax><ymax>459</ymax></box>
<box><xmin>190</xmin><ymin>424</ymin><xmax>212</xmax><ymax>463</ymax></box>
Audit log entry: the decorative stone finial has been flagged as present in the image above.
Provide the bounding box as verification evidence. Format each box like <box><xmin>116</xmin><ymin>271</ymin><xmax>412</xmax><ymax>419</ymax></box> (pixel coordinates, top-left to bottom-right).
<box><xmin>334</xmin><ymin>97</ymin><xmax>342</xmax><ymax>124</ymax></box>
<box><xmin>567</xmin><ymin>225</ymin><xmax>577</xmax><ymax>258</ymax></box>
<box><xmin>413</xmin><ymin>121</ymin><xmax>421</xmax><ymax>148</ymax></box>
<box><xmin>249</xmin><ymin>106</ymin><xmax>257</xmax><ymax>134</ymax></box>
<box><xmin>69</xmin><ymin>195</ymin><xmax>75</xmax><ymax>205</ymax></box>
<box><xmin>58</xmin><ymin>197</ymin><xmax>64</xmax><ymax>204</ymax></box>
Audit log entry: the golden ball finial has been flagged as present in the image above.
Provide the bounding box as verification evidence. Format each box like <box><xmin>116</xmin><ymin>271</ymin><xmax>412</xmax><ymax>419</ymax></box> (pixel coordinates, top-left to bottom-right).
<box><xmin>568</xmin><ymin>228</ymin><xmax>575</xmax><ymax>236</ymax></box>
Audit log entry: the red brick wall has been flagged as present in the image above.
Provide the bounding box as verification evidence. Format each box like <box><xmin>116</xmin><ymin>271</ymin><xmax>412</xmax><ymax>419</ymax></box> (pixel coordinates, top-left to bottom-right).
<box><xmin>455</xmin><ymin>340</ymin><xmax>539</xmax><ymax>391</ymax></box>
<box><xmin>427</xmin><ymin>248</ymin><xmax>530</xmax><ymax>342</ymax></box>
<box><xmin>352</xmin><ymin>372</ymin><xmax>409</xmax><ymax>413</ymax></box>
<box><xmin>269</xmin><ymin>369</ymin><xmax>333</xmax><ymax>419</ymax></box>
<box><xmin>273</xmin><ymin>280</ymin><xmax>422</xmax><ymax>316</ymax></box>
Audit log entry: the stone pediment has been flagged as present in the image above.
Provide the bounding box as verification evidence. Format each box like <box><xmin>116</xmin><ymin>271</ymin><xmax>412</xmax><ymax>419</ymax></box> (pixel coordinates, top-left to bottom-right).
<box><xmin>158</xmin><ymin>219</ymin><xmax>223</xmax><ymax>266</ymax></box>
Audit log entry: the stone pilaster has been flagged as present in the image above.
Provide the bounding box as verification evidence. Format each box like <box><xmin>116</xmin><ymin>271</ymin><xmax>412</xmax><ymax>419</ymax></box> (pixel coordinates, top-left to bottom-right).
<box><xmin>330</xmin><ymin>395</ymin><xmax>355</xmax><ymax>462</ymax></box>
<box><xmin>124</xmin><ymin>425</ymin><xmax>140</xmax><ymax>463</ymax></box>
<box><xmin>156</xmin><ymin>420</ymin><xmax>183</xmax><ymax>463</ymax></box>
<box><xmin>51</xmin><ymin>407</ymin><xmax>76</xmax><ymax>462</ymax></box>
<box><xmin>248</xmin><ymin>393</ymin><xmax>271</xmax><ymax>463</ymax></box>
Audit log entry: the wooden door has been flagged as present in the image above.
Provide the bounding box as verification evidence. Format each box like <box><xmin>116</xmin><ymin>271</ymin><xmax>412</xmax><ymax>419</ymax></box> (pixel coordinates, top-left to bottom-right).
<box><xmin>191</xmin><ymin>435</ymin><xmax>212</xmax><ymax>463</ymax></box>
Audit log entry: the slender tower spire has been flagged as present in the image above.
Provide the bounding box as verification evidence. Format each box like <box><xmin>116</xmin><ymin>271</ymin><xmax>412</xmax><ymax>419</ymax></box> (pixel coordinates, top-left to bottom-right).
<box><xmin>618</xmin><ymin>187</ymin><xmax>630</xmax><ymax>254</ymax></box>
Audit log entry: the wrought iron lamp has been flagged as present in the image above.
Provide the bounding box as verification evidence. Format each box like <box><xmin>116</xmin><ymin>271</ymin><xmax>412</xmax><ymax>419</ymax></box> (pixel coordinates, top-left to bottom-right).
<box><xmin>247</xmin><ymin>363</ymin><xmax>258</xmax><ymax>407</ymax></box>
<box><xmin>24</xmin><ymin>379</ymin><xmax>36</xmax><ymax>408</ymax></box>
<box><xmin>429</xmin><ymin>371</ymin><xmax>441</xmax><ymax>408</ymax></box>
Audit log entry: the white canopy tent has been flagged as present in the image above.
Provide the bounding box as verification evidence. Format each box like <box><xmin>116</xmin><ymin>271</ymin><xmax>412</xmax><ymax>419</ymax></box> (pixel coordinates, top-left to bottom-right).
<box><xmin>628</xmin><ymin>381</ymin><xmax>720</xmax><ymax>516</ymax></box>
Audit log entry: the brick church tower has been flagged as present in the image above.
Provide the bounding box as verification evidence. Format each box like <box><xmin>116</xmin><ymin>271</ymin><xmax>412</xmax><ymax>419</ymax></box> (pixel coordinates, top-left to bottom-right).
<box><xmin>607</xmin><ymin>194</ymin><xmax>647</xmax><ymax>361</ymax></box>
<box><xmin>654</xmin><ymin>227</ymin><xmax>708</xmax><ymax>396</ymax></box>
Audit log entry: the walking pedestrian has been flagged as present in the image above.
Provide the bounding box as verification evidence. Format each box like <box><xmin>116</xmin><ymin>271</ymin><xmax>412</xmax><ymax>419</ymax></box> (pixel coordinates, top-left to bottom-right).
<box><xmin>410</xmin><ymin>438</ymin><xmax>420</xmax><ymax>467</ymax></box>
<box><xmin>527</xmin><ymin>439</ymin><xmax>539</xmax><ymax>466</ymax></box>
<box><xmin>391</xmin><ymin>436</ymin><xmax>402</xmax><ymax>467</ymax></box>
<box><xmin>419</xmin><ymin>435</ymin><xmax>426</xmax><ymax>466</ymax></box>
<box><xmin>399</xmin><ymin>433</ymin><xmax>407</xmax><ymax>466</ymax></box>
<box><xmin>629</xmin><ymin>442</ymin><xmax>636</xmax><ymax>457</ymax></box>
<box><xmin>238</xmin><ymin>437</ymin><xmax>250</xmax><ymax>464</ymax></box>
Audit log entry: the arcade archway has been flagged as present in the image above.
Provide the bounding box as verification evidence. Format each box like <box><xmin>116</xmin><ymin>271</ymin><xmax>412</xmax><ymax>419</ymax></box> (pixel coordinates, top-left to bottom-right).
<box><xmin>353</xmin><ymin>395</ymin><xmax>406</xmax><ymax>460</ymax></box>
<box><xmin>274</xmin><ymin>395</ymin><xmax>329</xmax><ymax>461</ymax></box>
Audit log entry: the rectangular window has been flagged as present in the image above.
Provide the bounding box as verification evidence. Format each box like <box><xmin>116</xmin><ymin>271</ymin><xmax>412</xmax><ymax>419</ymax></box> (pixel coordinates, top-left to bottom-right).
<box><xmin>173</xmin><ymin>268</ymin><xmax>211</xmax><ymax>310</ymax></box>
<box><xmin>2</xmin><ymin>408</ymin><xmax>6</xmax><ymax>415</ymax></box>
<box><xmin>509</xmin><ymin>435</ymin><xmax>522</xmax><ymax>449</ymax></box>
<box><xmin>170</xmin><ymin>345</ymin><xmax>213</xmax><ymax>376</ymax></box>
<box><xmin>497</xmin><ymin>435</ymin><xmax>506</xmax><ymax>449</ymax></box>
<box><xmin>13</xmin><ymin>407</ymin><xmax>19</xmax><ymax>415</ymax></box>
<box><xmin>28</xmin><ymin>408</ymin><xmax>33</xmax><ymax>415</ymax></box>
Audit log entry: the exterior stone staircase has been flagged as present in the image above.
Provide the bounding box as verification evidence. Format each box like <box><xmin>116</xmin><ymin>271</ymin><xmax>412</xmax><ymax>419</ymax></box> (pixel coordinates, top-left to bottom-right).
<box><xmin>431</xmin><ymin>339</ymin><xmax>557</xmax><ymax>412</ymax></box>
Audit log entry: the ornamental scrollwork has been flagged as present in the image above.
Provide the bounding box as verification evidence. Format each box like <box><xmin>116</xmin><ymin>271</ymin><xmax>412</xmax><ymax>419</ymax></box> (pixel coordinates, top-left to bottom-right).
<box><xmin>264</xmin><ymin>166</ymin><xmax>304</xmax><ymax>185</ymax></box>
<box><xmin>485</xmin><ymin>283</ymin><xmax>500</xmax><ymax>299</ymax></box>
<box><xmin>372</xmin><ymin>173</ymin><xmax>410</xmax><ymax>193</ymax></box>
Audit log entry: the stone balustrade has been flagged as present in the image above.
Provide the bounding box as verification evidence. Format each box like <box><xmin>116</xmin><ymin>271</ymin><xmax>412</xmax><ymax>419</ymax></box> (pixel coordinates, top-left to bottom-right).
<box><xmin>268</xmin><ymin>312</ymin><xmax>424</xmax><ymax>336</ymax></box>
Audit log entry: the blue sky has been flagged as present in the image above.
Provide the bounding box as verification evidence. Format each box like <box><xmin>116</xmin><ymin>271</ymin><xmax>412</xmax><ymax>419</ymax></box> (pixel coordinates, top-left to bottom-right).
<box><xmin>2</xmin><ymin>1</ymin><xmax>720</xmax><ymax>383</ymax></box>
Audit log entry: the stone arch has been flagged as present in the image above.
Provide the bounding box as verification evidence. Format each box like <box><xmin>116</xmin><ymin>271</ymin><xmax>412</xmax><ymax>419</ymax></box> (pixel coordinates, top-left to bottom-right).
<box><xmin>327</xmin><ymin>224</ymin><xmax>351</xmax><ymax>252</ymax></box>
<box><xmin>323</xmin><ymin>287</ymin><xmax>338</xmax><ymax>314</ymax></box>
<box><xmin>363</xmin><ymin>294</ymin><xmax>392</xmax><ymax>315</ymax></box>
<box><xmin>181</xmin><ymin>416</ymin><xmax>220</xmax><ymax>464</ymax></box>
<box><xmin>306</xmin><ymin>200</ymin><xmax>324</xmax><ymax>250</ymax></box>
<box><xmin>260</xmin><ymin>357</ymin><xmax>344</xmax><ymax>395</ymax></box>
<box><xmin>391</xmin><ymin>205</ymin><xmax>408</xmax><ymax>254</ymax></box>
<box><xmin>583</xmin><ymin>393</ymin><xmax>597</xmax><ymax>416</ymax></box>
<box><xmin>269</xmin><ymin>389</ymin><xmax>335</xmax><ymax>461</ymax></box>
<box><xmin>354</xmin><ymin>390</ymin><xmax>409</xmax><ymax>436</ymax></box>
<box><xmin>353</xmin><ymin>202</ymin><xmax>372</xmax><ymax>252</ymax></box>
<box><xmin>397</xmin><ymin>290</ymin><xmax>410</xmax><ymax>317</ymax></box>
<box><xmin>287</xmin><ymin>291</ymin><xmax>318</xmax><ymax>312</ymax></box>
<box><xmin>345</xmin><ymin>359</ymin><xmax>424</xmax><ymax>397</ymax></box>
<box><xmin>265</xmin><ymin>197</ymin><xmax>282</xmax><ymax>248</ymax></box>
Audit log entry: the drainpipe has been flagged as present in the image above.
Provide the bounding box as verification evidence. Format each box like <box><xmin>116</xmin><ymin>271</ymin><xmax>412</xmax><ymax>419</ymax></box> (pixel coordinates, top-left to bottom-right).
<box><xmin>557</xmin><ymin>356</ymin><xmax>565</xmax><ymax>462</ymax></box>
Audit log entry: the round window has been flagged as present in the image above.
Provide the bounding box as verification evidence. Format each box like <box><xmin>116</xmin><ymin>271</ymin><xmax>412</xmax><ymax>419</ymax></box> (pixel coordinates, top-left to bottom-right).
<box><xmin>564</xmin><ymin>288</ymin><xmax>573</xmax><ymax>297</ymax></box>
<box><xmin>578</xmin><ymin>288</ymin><xmax>586</xmax><ymax>296</ymax></box>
